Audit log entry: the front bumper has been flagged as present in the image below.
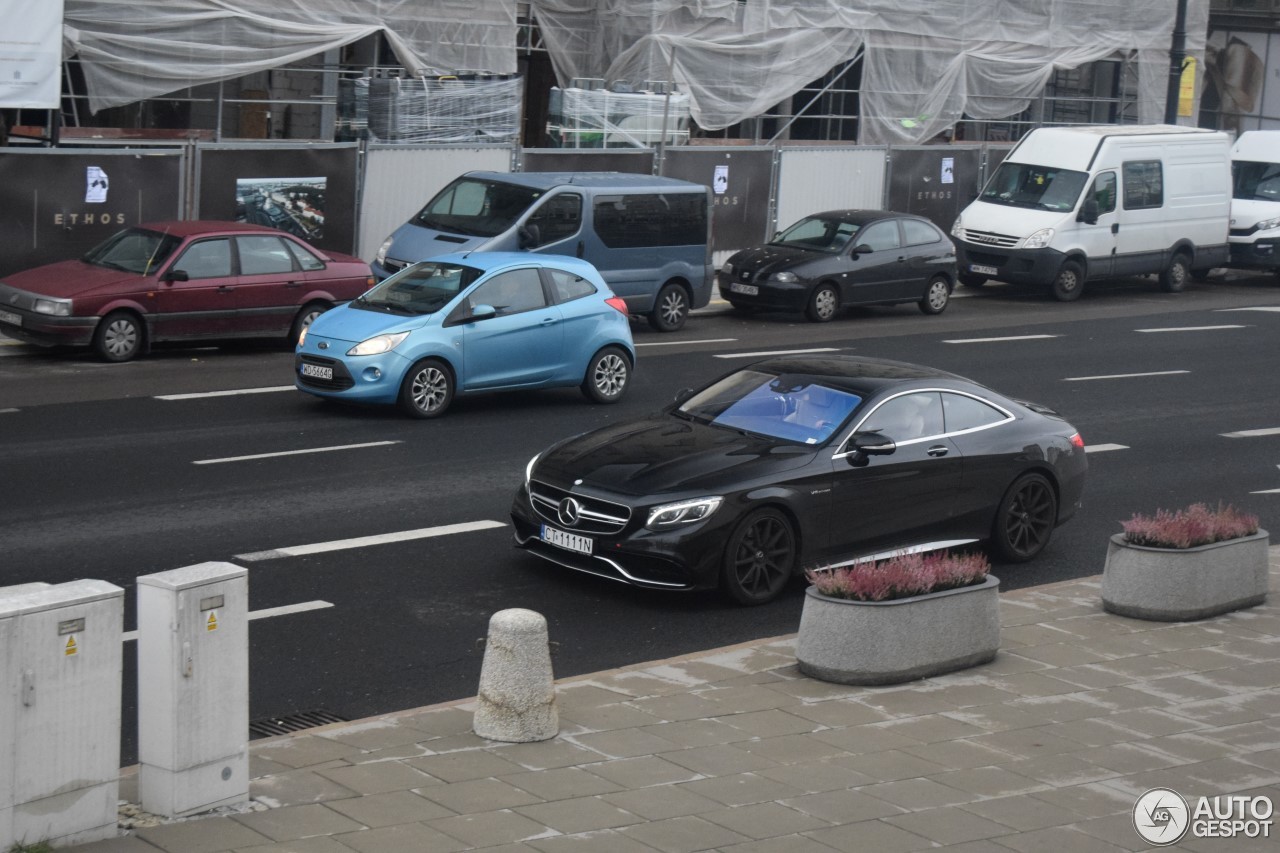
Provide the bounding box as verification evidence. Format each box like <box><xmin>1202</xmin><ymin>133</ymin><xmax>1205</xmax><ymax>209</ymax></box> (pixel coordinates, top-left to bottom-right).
<box><xmin>716</xmin><ymin>272</ymin><xmax>811</xmax><ymax>312</ymax></box>
<box><xmin>955</xmin><ymin>241</ymin><xmax>1066</xmax><ymax>286</ymax></box>
<box><xmin>1227</xmin><ymin>237</ymin><xmax>1280</xmax><ymax>271</ymax></box>
<box><xmin>0</xmin><ymin>309</ymin><xmax>97</xmax><ymax>348</ymax></box>
<box><xmin>510</xmin><ymin>481</ymin><xmax>732</xmax><ymax>592</ymax></box>
<box><xmin>293</xmin><ymin>349</ymin><xmax>408</xmax><ymax>404</ymax></box>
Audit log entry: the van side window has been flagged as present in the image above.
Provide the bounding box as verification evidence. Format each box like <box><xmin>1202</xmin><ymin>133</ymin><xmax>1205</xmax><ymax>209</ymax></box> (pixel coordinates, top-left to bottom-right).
<box><xmin>545</xmin><ymin>268</ymin><xmax>597</xmax><ymax>303</ymax></box>
<box><xmin>1122</xmin><ymin>161</ymin><xmax>1163</xmax><ymax>210</ymax></box>
<box><xmin>593</xmin><ymin>192</ymin><xmax>707</xmax><ymax>249</ymax></box>
<box><xmin>526</xmin><ymin>193</ymin><xmax>582</xmax><ymax>246</ymax></box>
<box><xmin>1089</xmin><ymin>172</ymin><xmax>1117</xmax><ymax>215</ymax></box>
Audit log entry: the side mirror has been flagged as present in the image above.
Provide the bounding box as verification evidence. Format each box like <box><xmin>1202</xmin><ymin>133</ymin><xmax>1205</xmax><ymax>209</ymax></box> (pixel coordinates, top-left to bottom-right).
<box><xmin>851</xmin><ymin>243</ymin><xmax>872</xmax><ymax>256</ymax></box>
<box><xmin>845</xmin><ymin>431</ymin><xmax>896</xmax><ymax>467</ymax></box>
<box><xmin>1077</xmin><ymin>199</ymin><xmax>1099</xmax><ymax>225</ymax></box>
<box><xmin>163</xmin><ymin>269</ymin><xmax>189</xmax><ymax>282</ymax></box>
<box><xmin>518</xmin><ymin>224</ymin><xmax>540</xmax><ymax>249</ymax></box>
<box><xmin>673</xmin><ymin>387</ymin><xmax>695</xmax><ymax>404</ymax></box>
<box><xmin>469</xmin><ymin>303</ymin><xmax>497</xmax><ymax>321</ymax></box>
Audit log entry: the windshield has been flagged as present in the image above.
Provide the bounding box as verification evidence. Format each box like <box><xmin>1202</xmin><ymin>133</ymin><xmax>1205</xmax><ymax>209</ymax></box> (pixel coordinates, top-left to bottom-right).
<box><xmin>1232</xmin><ymin>160</ymin><xmax>1280</xmax><ymax>202</ymax></box>
<box><xmin>413</xmin><ymin>177</ymin><xmax>542</xmax><ymax>238</ymax></box>
<box><xmin>677</xmin><ymin>369</ymin><xmax>863</xmax><ymax>445</ymax></box>
<box><xmin>82</xmin><ymin>227</ymin><xmax>181</xmax><ymax>275</ymax></box>
<box><xmin>770</xmin><ymin>216</ymin><xmax>861</xmax><ymax>253</ymax></box>
<box><xmin>354</xmin><ymin>261</ymin><xmax>482</xmax><ymax>316</ymax></box>
<box><xmin>980</xmin><ymin>162</ymin><xmax>1088</xmax><ymax>212</ymax></box>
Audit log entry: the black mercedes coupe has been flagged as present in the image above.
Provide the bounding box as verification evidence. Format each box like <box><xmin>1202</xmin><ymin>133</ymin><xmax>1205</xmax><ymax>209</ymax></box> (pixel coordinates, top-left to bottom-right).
<box><xmin>511</xmin><ymin>355</ymin><xmax>1087</xmax><ymax>605</ymax></box>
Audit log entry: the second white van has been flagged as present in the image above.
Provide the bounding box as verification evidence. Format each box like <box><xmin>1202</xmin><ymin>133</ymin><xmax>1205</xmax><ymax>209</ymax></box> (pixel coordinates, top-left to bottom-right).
<box><xmin>951</xmin><ymin>125</ymin><xmax>1231</xmax><ymax>301</ymax></box>
<box><xmin>1228</xmin><ymin>130</ymin><xmax>1280</xmax><ymax>275</ymax></box>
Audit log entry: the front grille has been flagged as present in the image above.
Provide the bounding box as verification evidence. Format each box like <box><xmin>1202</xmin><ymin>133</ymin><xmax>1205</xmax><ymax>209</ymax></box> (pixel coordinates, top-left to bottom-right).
<box><xmin>296</xmin><ymin>354</ymin><xmax>354</xmax><ymax>390</ymax></box>
<box><xmin>250</xmin><ymin>709</ymin><xmax>349</xmax><ymax>738</ymax></box>
<box><xmin>529</xmin><ymin>479</ymin><xmax>630</xmax><ymax>534</ymax></box>
<box><xmin>1230</xmin><ymin>227</ymin><xmax>1256</xmax><ymax>237</ymax></box>
<box><xmin>962</xmin><ymin>229</ymin><xmax>1020</xmax><ymax>248</ymax></box>
<box><xmin>382</xmin><ymin>258</ymin><xmax>405</xmax><ymax>274</ymax></box>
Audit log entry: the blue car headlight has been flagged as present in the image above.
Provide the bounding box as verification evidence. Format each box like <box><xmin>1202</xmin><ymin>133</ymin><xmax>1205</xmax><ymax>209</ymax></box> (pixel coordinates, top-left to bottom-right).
<box><xmin>646</xmin><ymin>497</ymin><xmax>722</xmax><ymax>529</ymax></box>
<box><xmin>348</xmin><ymin>331</ymin><xmax>409</xmax><ymax>356</ymax></box>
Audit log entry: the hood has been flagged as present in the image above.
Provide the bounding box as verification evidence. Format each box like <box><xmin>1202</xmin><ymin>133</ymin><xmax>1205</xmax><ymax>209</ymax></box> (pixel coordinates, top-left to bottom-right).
<box><xmin>388</xmin><ymin>221</ymin><xmax>491</xmax><ymax>261</ymax></box>
<box><xmin>728</xmin><ymin>244</ymin><xmax>827</xmax><ymax>277</ymax></box>
<box><xmin>957</xmin><ymin>200</ymin><xmax>1065</xmax><ymax>240</ymax></box>
<box><xmin>1230</xmin><ymin>198</ymin><xmax>1280</xmax><ymax>231</ymax></box>
<box><xmin>307</xmin><ymin>301</ymin><xmax>430</xmax><ymax>344</ymax></box>
<box><xmin>537</xmin><ymin>414</ymin><xmax>816</xmax><ymax>497</ymax></box>
<box><xmin>1</xmin><ymin>259</ymin><xmax>148</xmax><ymax>298</ymax></box>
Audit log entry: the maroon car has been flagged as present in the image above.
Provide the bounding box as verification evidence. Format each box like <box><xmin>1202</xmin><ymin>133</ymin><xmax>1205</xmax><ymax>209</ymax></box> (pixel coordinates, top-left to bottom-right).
<box><xmin>0</xmin><ymin>221</ymin><xmax>374</xmax><ymax>362</ymax></box>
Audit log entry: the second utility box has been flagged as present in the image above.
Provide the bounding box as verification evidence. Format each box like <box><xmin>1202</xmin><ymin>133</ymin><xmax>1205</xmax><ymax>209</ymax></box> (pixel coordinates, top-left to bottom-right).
<box><xmin>137</xmin><ymin>562</ymin><xmax>249</xmax><ymax>817</ymax></box>
<box><xmin>1</xmin><ymin>579</ymin><xmax>125</xmax><ymax>848</ymax></box>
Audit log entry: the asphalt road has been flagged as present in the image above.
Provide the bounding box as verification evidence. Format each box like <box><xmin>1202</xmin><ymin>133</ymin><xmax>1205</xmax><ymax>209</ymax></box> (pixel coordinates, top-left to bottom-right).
<box><xmin>3</xmin><ymin>272</ymin><xmax>1279</xmax><ymax>765</ymax></box>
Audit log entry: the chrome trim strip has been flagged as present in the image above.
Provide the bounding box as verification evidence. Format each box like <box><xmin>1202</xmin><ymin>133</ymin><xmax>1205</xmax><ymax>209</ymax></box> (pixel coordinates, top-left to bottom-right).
<box><xmin>832</xmin><ymin>388</ymin><xmax>1015</xmax><ymax>459</ymax></box>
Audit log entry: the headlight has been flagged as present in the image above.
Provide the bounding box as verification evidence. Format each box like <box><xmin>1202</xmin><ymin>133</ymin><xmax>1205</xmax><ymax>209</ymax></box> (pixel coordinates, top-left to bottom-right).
<box><xmin>1254</xmin><ymin>216</ymin><xmax>1280</xmax><ymax>232</ymax></box>
<box><xmin>297</xmin><ymin>324</ymin><xmax>308</xmax><ymax>348</ymax></box>
<box><xmin>347</xmin><ymin>331</ymin><xmax>409</xmax><ymax>356</ymax></box>
<box><xmin>375</xmin><ymin>237</ymin><xmax>394</xmax><ymax>267</ymax></box>
<box><xmin>950</xmin><ymin>217</ymin><xmax>963</xmax><ymax>238</ymax></box>
<box><xmin>1021</xmin><ymin>228</ymin><xmax>1055</xmax><ymax>250</ymax></box>
<box><xmin>767</xmin><ymin>271</ymin><xmax>798</xmax><ymax>284</ymax></box>
<box><xmin>646</xmin><ymin>497</ymin><xmax>722</xmax><ymax>529</ymax></box>
<box><xmin>33</xmin><ymin>298</ymin><xmax>72</xmax><ymax>316</ymax></box>
<box><xmin>721</xmin><ymin>262</ymin><xmax>734</xmax><ymax>276</ymax></box>
<box><xmin>525</xmin><ymin>452</ymin><xmax>541</xmax><ymax>488</ymax></box>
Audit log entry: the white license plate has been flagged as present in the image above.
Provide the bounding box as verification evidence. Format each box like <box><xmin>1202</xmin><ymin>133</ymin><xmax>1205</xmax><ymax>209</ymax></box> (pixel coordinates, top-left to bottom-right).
<box><xmin>301</xmin><ymin>363</ymin><xmax>333</xmax><ymax>380</ymax></box>
<box><xmin>969</xmin><ymin>264</ymin><xmax>999</xmax><ymax>276</ymax></box>
<box><xmin>541</xmin><ymin>524</ymin><xmax>593</xmax><ymax>555</ymax></box>
<box><xmin>0</xmin><ymin>310</ymin><xmax>21</xmax><ymax>327</ymax></box>
<box><xmin>729</xmin><ymin>282</ymin><xmax>759</xmax><ymax>295</ymax></box>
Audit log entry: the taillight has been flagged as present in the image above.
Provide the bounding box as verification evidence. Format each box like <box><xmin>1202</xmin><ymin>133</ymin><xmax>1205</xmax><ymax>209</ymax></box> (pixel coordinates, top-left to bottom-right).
<box><xmin>1069</xmin><ymin>433</ymin><xmax>1084</xmax><ymax>449</ymax></box>
<box><xmin>605</xmin><ymin>296</ymin><xmax>629</xmax><ymax>316</ymax></box>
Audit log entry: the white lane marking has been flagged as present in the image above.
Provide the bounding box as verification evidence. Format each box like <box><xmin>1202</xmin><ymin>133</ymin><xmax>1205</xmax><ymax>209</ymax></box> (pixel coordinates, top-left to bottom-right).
<box><xmin>1253</xmin><ymin>488</ymin><xmax>1280</xmax><ymax>494</ymax></box>
<box><xmin>1217</xmin><ymin>307</ymin><xmax>1280</xmax><ymax>313</ymax></box>
<box><xmin>194</xmin><ymin>441</ymin><xmax>400</xmax><ymax>466</ymax></box>
<box><xmin>637</xmin><ymin>338</ymin><xmax>737</xmax><ymax>347</ymax></box>
<box><xmin>713</xmin><ymin>347</ymin><xmax>841</xmax><ymax>359</ymax></box>
<box><xmin>236</xmin><ymin>520</ymin><xmax>507</xmax><ymax>561</ymax></box>
<box><xmin>0</xmin><ymin>408</ymin><xmax>17</xmax><ymax>413</ymax></box>
<box><xmin>943</xmin><ymin>335</ymin><xmax>1059</xmax><ymax>344</ymax></box>
<box><xmin>1085</xmin><ymin>444</ymin><xmax>1128</xmax><ymax>453</ymax></box>
<box><xmin>1222</xmin><ymin>427</ymin><xmax>1280</xmax><ymax>438</ymax></box>
<box><xmin>1135</xmin><ymin>325</ymin><xmax>1246</xmax><ymax>333</ymax></box>
<box><xmin>122</xmin><ymin>600</ymin><xmax>334</xmax><ymax>641</ymax></box>
<box><xmin>157</xmin><ymin>386</ymin><xmax>294</xmax><ymax>401</ymax></box>
<box><xmin>1064</xmin><ymin>370</ymin><xmax>1189</xmax><ymax>382</ymax></box>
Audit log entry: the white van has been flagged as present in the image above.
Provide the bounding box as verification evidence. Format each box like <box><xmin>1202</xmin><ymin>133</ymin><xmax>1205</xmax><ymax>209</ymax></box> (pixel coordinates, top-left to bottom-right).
<box><xmin>952</xmin><ymin>125</ymin><xmax>1231</xmax><ymax>301</ymax></box>
<box><xmin>1227</xmin><ymin>130</ymin><xmax>1280</xmax><ymax>275</ymax></box>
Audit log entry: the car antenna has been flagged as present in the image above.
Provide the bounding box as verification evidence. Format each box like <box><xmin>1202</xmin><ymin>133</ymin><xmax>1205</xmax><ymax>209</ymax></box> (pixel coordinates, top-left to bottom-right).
<box><xmin>143</xmin><ymin>225</ymin><xmax>171</xmax><ymax>277</ymax></box>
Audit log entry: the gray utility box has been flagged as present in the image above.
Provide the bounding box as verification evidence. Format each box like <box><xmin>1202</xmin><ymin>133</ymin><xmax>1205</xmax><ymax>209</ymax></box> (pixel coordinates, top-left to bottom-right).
<box><xmin>1</xmin><ymin>580</ymin><xmax>125</xmax><ymax>847</ymax></box>
<box><xmin>137</xmin><ymin>562</ymin><xmax>249</xmax><ymax>817</ymax></box>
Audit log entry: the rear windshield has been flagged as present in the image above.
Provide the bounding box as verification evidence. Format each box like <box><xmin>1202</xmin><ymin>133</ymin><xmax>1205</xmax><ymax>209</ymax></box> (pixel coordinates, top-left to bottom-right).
<box><xmin>352</xmin><ymin>261</ymin><xmax>482</xmax><ymax>316</ymax></box>
<box><xmin>413</xmin><ymin>177</ymin><xmax>541</xmax><ymax>238</ymax></box>
<box><xmin>83</xmin><ymin>227</ymin><xmax>182</xmax><ymax>275</ymax></box>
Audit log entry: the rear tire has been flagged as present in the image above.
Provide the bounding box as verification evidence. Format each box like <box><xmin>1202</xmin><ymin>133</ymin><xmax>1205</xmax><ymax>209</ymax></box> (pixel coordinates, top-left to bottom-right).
<box><xmin>805</xmin><ymin>283</ymin><xmax>839</xmax><ymax>322</ymax></box>
<box><xmin>92</xmin><ymin>311</ymin><xmax>145</xmax><ymax>362</ymax></box>
<box><xmin>721</xmin><ymin>508</ymin><xmax>796</xmax><ymax>606</ymax></box>
<box><xmin>918</xmin><ymin>275</ymin><xmax>951</xmax><ymax>315</ymax></box>
<box><xmin>990</xmin><ymin>472</ymin><xmax>1058</xmax><ymax>562</ymax></box>
<box><xmin>581</xmin><ymin>346</ymin><xmax>629</xmax><ymax>404</ymax></box>
<box><xmin>1159</xmin><ymin>252</ymin><xmax>1190</xmax><ymax>293</ymax></box>
<box><xmin>1050</xmin><ymin>260</ymin><xmax>1084</xmax><ymax>302</ymax></box>
<box><xmin>648</xmin><ymin>283</ymin><xmax>688</xmax><ymax>332</ymax></box>
<box><xmin>397</xmin><ymin>358</ymin><xmax>454</xmax><ymax>419</ymax></box>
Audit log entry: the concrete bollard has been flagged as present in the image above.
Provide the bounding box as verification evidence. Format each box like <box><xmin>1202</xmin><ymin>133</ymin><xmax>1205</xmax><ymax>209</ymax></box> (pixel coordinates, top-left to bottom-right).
<box><xmin>473</xmin><ymin>608</ymin><xmax>558</xmax><ymax>742</ymax></box>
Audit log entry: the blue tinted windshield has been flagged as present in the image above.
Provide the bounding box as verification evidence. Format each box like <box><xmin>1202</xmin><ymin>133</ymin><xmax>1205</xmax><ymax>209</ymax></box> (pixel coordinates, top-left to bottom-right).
<box><xmin>680</xmin><ymin>369</ymin><xmax>863</xmax><ymax>445</ymax></box>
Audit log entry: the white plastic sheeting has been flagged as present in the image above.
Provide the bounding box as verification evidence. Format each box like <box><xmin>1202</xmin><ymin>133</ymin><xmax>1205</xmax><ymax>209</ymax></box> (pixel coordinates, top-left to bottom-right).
<box><xmin>62</xmin><ymin>0</ymin><xmax>517</xmax><ymax>114</ymax></box>
<box><xmin>528</xmin><ymin>0</ymin><xmax>1210</xmax><ymax>143</ymax></box>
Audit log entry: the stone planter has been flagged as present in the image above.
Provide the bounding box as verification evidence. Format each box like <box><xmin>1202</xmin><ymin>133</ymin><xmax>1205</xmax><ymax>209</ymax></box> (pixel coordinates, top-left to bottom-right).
<box><xmin>1101</xmin><ymin>530</ymin><xmax>1270</xmax><ymax>621</ymax></box>
<box><xmin>796</xmin><ymin>575</ymin><xmax>1000</xmax><ymax>685</ymax></box>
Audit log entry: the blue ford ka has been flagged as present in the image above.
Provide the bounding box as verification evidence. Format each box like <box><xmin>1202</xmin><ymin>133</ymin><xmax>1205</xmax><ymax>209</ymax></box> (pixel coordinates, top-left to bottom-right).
<box><xmin>294</xmin><ymin>252</ymin><xmax>636</xmax><ymax>418</ymax></box>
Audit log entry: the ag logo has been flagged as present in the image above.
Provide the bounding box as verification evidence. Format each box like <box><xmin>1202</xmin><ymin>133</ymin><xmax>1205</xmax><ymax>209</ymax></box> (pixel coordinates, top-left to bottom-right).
<box><xmin>1133</xmin><ymin>787</ymin><xmax>1190</xmax><ymax>845</ymax></box>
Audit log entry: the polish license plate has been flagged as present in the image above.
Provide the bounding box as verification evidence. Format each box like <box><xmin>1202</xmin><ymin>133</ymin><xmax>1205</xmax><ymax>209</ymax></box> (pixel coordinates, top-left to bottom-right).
<box><xmin>0</xmin><ymin>310</ymin><xmax>21</xmax><ymax>327</ymax></box>
<box><xmin>541</xmin><ymin>524</ymin><xmax>593</xmax><ymax>555</ymax></box>
<box><xmin>729</xmin><ymin>282</ymin><xmax>759</xmax><ymax>295</ymax></box>
<box><xmin>301</xmin><ymin>363</ymin><xmax>333</xmax><ymax>381</ymax></box>
<box><xmin>969</xmin><ymin>264</ymin><xmax>999</xmax><ymax>276</ymax></box>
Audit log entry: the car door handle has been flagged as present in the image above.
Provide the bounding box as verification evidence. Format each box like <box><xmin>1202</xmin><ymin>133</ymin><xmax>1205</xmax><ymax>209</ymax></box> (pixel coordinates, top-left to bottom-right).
<box><xmin>926</xmin><ymin>445</ymin><xmax>949</xmax><ymax>457</ymax></box>
<box><xmin>217</xmin><ymin>286</ymin><xmax>235</xmax><ymax>293</ymax></box>
<box><xmin>541</xmin><ymin>317</ymin><xmax>559</xmax><ymax>325</ymax></box>
<box><xmin>285</xmin><ymin>280</ymin><xmax>301</xmax><ymax>289</ymax></box>
<box><xmin>896</xmin><ymin>256</ymin><xmax>907</xmax><ymax>263</ymax></box>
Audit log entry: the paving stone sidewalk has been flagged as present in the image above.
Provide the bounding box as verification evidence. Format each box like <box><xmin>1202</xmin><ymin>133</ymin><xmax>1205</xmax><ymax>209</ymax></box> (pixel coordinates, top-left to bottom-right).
<box><xmin>72</xmin><ymin>552</ymin><xmax>1280</xmax><ymax>853</ymax></box>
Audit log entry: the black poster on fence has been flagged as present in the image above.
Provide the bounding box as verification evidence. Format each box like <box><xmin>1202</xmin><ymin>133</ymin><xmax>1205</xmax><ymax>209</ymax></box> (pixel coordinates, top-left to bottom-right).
<box><xmin>197</xmin><ymin>145</ymin><xmax>359</xmax><ymax>255</ymax></box>
<box><xmin>885</xmin><ymin>146</ymin><xmax>985</xmax><ymax>234</ymax></box>
<box><xmin>662</xmin><ymin>147</ymin><xmax>774</xmax><ymax>256</ymax></box>
<box><xmin>0</xmin><ymin>150</ymin><xmax>183</xmax><ymax>277</ymax></box>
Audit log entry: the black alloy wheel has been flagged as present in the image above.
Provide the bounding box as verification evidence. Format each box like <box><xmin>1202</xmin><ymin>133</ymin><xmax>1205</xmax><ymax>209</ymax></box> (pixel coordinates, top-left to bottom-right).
<box><xmin>722</xmin><ymin>508</ymin><xmax>796</xmax><ymax>605</ymax></box>
<box><xmin>991</xmin><ymin>472</ymin><xmax>1058</xmax><ymax>562</ymax></box>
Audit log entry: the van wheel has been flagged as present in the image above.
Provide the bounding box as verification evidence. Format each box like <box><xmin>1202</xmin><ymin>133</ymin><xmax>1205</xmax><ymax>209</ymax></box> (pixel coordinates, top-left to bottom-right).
<box><xmin>1159</xmin><ymin>253</ymin><xmax>1190</xmax><ymax>293</ymax></box>
<box><xmin>1050</xmin><ymin>260</ymin><xmax>1084</xmax><ymax>302</ymax></box>
<box><xmin>959</xmin><ymin>273</ymin><xmax>987</xmax><ymax>288</ymax></box>
<box><xmin>648</xmin><ymin>283</ymin><xmax>688</xmax><ymax>332</ymax></box>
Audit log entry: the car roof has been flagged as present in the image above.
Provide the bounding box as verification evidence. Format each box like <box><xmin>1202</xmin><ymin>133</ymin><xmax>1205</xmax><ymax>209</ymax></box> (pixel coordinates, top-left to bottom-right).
<box><xmin>465</xmin><ymin>171</ymin><xmax>704</xmax><ymax>192</ymax></box>
<box><xmin>746</xmin><ymin>354</ymin><xmax>974</xmax><ymax>396</ymax></box>
<box><xmin>136</xmin><ymin>221</ymin><xmax>296</xmax><ymax>238</ymax></box>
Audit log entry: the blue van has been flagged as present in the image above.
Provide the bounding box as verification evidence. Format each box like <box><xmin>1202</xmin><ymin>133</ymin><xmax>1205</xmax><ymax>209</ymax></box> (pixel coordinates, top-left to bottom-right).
<box><xmin>372</xmin><ymin>171</ymin><xmax>713</xmax><ymax>331</ymax></box>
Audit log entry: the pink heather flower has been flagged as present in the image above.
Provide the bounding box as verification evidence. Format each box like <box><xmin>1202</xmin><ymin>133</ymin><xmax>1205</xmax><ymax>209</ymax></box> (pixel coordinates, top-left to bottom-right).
<box><xmin>1121</xmin><ymin>502</ymin><xmax>1259</xmax><ymax>549</ymax></box>
<box><xmin>806</xmin><ymin>551</ymin><xmax>989</xmax><ymax>602</ymax></box>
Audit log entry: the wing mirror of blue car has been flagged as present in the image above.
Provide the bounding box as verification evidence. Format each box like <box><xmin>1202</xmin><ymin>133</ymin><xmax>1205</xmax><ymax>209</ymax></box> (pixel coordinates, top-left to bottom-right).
<box><xmin>162</xmin><ymin>269</ymin><xmax>189</xmax><ymax>283</ymax></box>
<box><xmin>846</xmin><ymin>431</ymin><xmax>896</xmax><ymax>467</ymax></box>
<box><xmin>469</xmin><ymin>304</ymin><xmax>498</xmax><ymax>321</ymax></box>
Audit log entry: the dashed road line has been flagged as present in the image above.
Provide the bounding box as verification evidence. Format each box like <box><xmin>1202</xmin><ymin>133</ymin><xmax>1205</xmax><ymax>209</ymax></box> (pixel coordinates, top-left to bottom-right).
<box><xmin>1064</xmin><ymin>370</ymin><xmax>1188</xmax><ymax>382</ymax></box>
<box><xmin>236</xmin><ymin>520</ymin><xmax>507</xmax><ymax>561</ymax></box>
<box><xmin>714</xmin><ymin>347</ymin><xmax>841</xmax><ymax>359</ymax></box>
<box><xmin>1217</xmin><ymin>307</ymin><xmax>1280</xmax><ymax>313</ymax></box>
<box><xmin>1084</xmin><ymin>444</ymin><xmax>1128</xmax><ymax>453</ymax></box>
<box><xmin>194</xmin><ymin>441</ymin><xmax>400</xmax><ymax>465</ymax></box>
<box><xmin>943</xmin><ymin>335</ymin><xmax>1059</xmax><ymax>344</ymax></box>
<box><xmin>1135</xmin><ymin>325</ymin><xmax>1246</xmax><ymax>333</ymax></box>
<box><xmin>157</xmin><ymin>386</ymin><xmax>294</xmax><ymax>401</ymax></box>
<box><xmin>122</xmin><ymin>599</ymin><xmax>334</xmax><ymax>641</ymax></box>
<box><xmin>1222</xmin><ymin>427</ymin><xmax>1280</xmax><ymax>438</ymax></box>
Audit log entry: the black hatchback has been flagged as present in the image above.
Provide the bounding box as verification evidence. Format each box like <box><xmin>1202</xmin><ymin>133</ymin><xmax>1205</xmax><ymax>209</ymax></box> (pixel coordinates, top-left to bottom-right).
<box><xmin>718</xmin><ymin>210</ymin><xmax>958</xmax><ymax>322</ymax></box>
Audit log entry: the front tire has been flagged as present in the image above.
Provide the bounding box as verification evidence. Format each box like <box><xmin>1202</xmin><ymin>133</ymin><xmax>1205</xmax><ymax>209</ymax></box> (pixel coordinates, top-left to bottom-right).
<box><xmin>1050</xmin><ymin>260</ymin><xmax>1084</xmax><ymax>302</ymax></box>
<box><xmin>805</xmin><ymin>283</ymin><xmax>839</xmax><ymax>323</ymax></box>
<box><xmin>918</xmin><ymin>275</ymin><xmax>951</xmax><ymax>315</ymax></box>
<box><xmin>721</xmin><ymin>508</ymin><xmax>796</xmax><ymax>606</ymax></box>
<box><xmin>581</xmin><ymin>346</ymin><xmax>630</xmax><ymax>404</ymax></box>
<box><xmin>92</xmin><ymin>311</ymin><xmax>145</xmax><ymax>362</ymax></box>
<box><xmin>648</xmin><ymin>283</ymin><xmax>689</xmax><ymax>332</ymax></box>
<box><xmin>990</xmin><ymin>472</ymin><xmax>1058</xmax><ymax>562</ymax></box>
<box><xmin>397</xmin><ymin>358</ymin><xmax>454</xmax><ymax>419</ymax></box>
<box><xmin>1159</xmin><ymin>252</ymin><xmax>1190</xmax><ymax>293</ymax></box>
